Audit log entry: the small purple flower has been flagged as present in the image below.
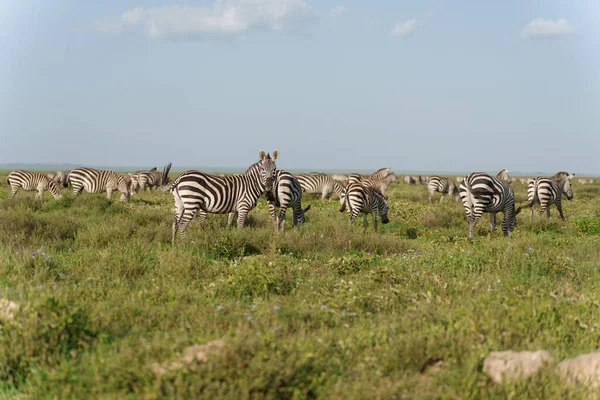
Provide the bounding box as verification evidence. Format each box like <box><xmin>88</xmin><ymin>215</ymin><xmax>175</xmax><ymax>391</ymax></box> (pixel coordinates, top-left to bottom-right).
<box><xmin>38</xmin><ymin>285</ymin><xmax>45</xmax><ymax>290</ymax></box>
<box><xmin>36</xmin><ymin>249</ymin><xmax>42</xmax><ymax>254</ymax></box>
<box><xmin>247</xmin><ymin>316</ymin><xmax>253</xmax><ymax>321</ymax></box>
<box><xmin>52</xmin><ymin>284</ymin><xmax>59</xmax><ymax>290</ymax></box>
<box><xmin>44</xmin><ymin>255</ymin><xmax>49</xmax><ymax>261</ymax></box>
<box><xmin>273</xmin><ymin>305</ymin><xmax>280</xmax><ymax>311</ymax></box>
<box><xmin>274</xmin><ymin>326</ymin><xmax>280</xmax><ymax>332</ymax></box>
<box><xmin>321</xmin><ymin>305</ymin><xmax>328</xmax><ymax>310</ymax></box>
<box><xmin>527</xmin><ymin>247</ymin><xmax>533</xmax><ymax>253</ymax></box>
<box><xmin>216</xmin><ymin>305</ymin><xmax>223</xmax><ymax>311</ymax></box>
<box><xmin>243</xmin><ymin>311</ymin><xmax>249</xmax><ymax>316</ymax></box>
<box><xmin>31</xmin><ymin>252</ymin><xmax>36</xmax><ymax>257</ymax></box>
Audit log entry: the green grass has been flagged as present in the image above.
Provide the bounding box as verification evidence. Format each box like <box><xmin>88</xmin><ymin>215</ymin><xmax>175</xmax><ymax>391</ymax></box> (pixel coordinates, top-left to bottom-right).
<box><xmin>1</xmin><ymin>175</ymin><xmax>600</xmax><ymax>399</ymax></box>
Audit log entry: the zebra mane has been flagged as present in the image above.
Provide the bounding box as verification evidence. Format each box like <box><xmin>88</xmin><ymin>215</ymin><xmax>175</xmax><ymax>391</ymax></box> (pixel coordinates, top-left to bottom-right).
<box><xmin>552</xmin><ymin>171</ymin><xmax>573</xmax><ymax>182</ymax></box>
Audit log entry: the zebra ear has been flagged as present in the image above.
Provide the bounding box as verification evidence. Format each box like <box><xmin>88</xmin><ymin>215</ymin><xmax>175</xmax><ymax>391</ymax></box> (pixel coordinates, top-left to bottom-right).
<box><xmin>302</xmin><ymin>204</ymin><xmax>311</xmax><ymax>213</ymax></box>
<box><xmin>259</xmin><ymin>151</ymin><xmax>267</xmax><ymax>160</ymax></box>
<box><xmin>272</xmin><ymin>150</ymin><xmax>279</xmax><ymax>161</ymax></box>
<box><xmin>515</xmin><ymin>206</ymin><xmax>522</xmax><ymax>215</ymax></box>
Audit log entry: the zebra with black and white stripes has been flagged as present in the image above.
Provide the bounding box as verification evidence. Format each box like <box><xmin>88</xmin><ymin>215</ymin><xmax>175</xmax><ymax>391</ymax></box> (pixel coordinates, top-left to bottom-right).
<box><xmin>7</xmin><ymin>170</ymin><xmax>63</xmax><ymax>200</ymax></box>
<box><xmin>459</xmin><ymin>169</ymin><xmax>521</xmax><ymax>241</ymax></box>
<box><xmin>339</xmin><ymin>182</ymin><xmax>390</xmax><ymax>233</ymax></box>
<box><xmin>427</xmin><ymin>176</ymin><xmax>459</xmax><ymax>203</ymax></box>
<box><xmin>266</xmin><ymin>170</ymin><xmax>311</xmax><ymax>232</ymax></box>
<box><xmin>295</xmin><ymin>174</ymin><xmax>344</xmax><ymax>200</ymax></box>
<box><xmin>166</xmin><ymin>151</ymin><xmax>278</xmax><ymax>243</ymax></box>
<box><xmin>527</xmin><ymin>172</ymin><xmax>575</xmax><ymax>220</ymax></box>
<box><xmin>68</xmin><ymin>168</ymin><xmax>130</xmax><ymax>202</ymax></box>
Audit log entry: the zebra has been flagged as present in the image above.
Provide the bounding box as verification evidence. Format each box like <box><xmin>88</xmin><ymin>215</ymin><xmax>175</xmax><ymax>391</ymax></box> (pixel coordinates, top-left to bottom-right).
<box><xmin>166</xmin><ymin>151</ymin><xmax>278</xmax><ymax>243</ymax></box>
<box><xmin>7</xmin><ymin>170</ymin><xmax>62</xmax><ymax>200</ymax></box>
<box><xmin>459</xmin><ymin>169</ymin><xmax>521</xmax><ymax>241</ymax></box>
<box><xmin>527</xmin><ymin>172</ymin><xmax>575</xmax><ymax>220</ymax></box>
<box><xmin>427</xmin><ymin>176</ymin><xmax>459</xmax><ymax>203</ymax></box>
<box><xmin>456</xmin><ymin>176</ymin><xmax>464</xmax><ymax>184</ymax></box>
<box><xmin>68</xmin><ymin>168</ymin><xmax>130</xmax><ymax>202</ymax></box>
<box><xmin>295</xmin><ymin>174</ymin><xmax>344</xmax><ymax>200</ymax></box>
<box><xmin>331</xmin><ymin>174</ymin><xmax>349</xmax><ymax>184</ymax></box>
<box><xmin>578</xmin><ymin>178</ymin><xmax>588</xmax><ymax>185</ymax></box>
<box><xmin>363</xmin><ymin>168</ymin><xmax>391</xmax><ymax>180</ymax></box>
<box><xmin>339</xmin><ymin>182</ymin><xmax>390</xmax><ymax>233</ymax></box>
<box><xmin>266</xmin><ymin>170</ymin><xmax>311</xmax><ymax>232</ymax></box>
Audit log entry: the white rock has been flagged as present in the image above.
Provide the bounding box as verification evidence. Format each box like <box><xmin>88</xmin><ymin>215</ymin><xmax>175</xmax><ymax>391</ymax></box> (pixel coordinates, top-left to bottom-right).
<box><xmin>483</xmin><ymin>350</ymin><xmax>553</xmax><ymax>384</ymax></box>
<box><xmin>0</xmin><ymin>299</ymin><xmax>19</xmax><ymax>321</ymax></box>
<box><xmin>557</xmin><ymin>352</ymin><xmax>600</xmax><ymax>388</ymax></box>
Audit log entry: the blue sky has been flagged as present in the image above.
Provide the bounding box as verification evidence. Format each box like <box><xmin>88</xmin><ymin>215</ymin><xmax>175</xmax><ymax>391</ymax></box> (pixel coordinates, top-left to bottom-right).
<box><xmin>1</xmin><ymin>0</ymin><xmax>599</xmax><ymax>174</ymax></box>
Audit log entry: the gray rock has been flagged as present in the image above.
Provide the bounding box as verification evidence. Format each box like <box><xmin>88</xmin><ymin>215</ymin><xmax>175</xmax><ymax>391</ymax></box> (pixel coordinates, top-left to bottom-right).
<box><xmin>483</xmin><ymin>350</ymin><xmax>553</xmax><ymax>384</ymax></box>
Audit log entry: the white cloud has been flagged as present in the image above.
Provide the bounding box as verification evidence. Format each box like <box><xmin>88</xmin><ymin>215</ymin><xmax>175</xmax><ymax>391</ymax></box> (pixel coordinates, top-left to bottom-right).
<box><xmin>91</xmin><ymin>0</ymin><xmax>316</xmax><ymax>39</ymax></box>
<box><xmin>390</xmin><ymin>19</ymin><xmax>418</xmax><ymax>38</ymax></box>
<box><xmin>522</xmin><ymin>18</ymin><xmax>574</xmax><ymax>39</ymax></box>
<box><xmin>330</xmin><ymin>6</ymin><xmax>346</xmax><ymax>17</ymax></box>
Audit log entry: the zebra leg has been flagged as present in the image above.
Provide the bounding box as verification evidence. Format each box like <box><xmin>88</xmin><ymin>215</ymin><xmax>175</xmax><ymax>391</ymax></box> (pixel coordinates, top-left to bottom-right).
<box><xmin>468</xmin><ymin>213</ymin><xmax>481</xmax><ymax>241</ymax></box>
<box><xmin>236</xmin><ymin>209</ymin><xmax>249</xmax><ymax>228</ymax></box>
<box><xmin>439</xmin><ymin>194</ymin><xmax>445</xmax><ymax>202</ymax></box>
<box><xmin>267</xmin><ymin>201</ymin><xmax>278</xmax><ymax>232</ymax></box>
<box><xmin>546</xmin><ymin>206</ymin><xmax>551</xmax><ymax>219</ymax></box>
<box><xmin>428</xmin><ymin>190</ymin><xmax>434</xmax><ymax>203</ymax></box>
<box><xmin>489</xmin><ymin>213</ymin><xmax>497</xmax><ymax>234</ymax></box>
<box><xmin>529</xmin><ymin>204</ymin><xmax>534</xmax><ymax>219</ymax></box>
<box><xmin>10</xmin><ymin>184</ymin><xmax>18</xmax><ymax>198</ymax></box>
<box><xmin>227</xmin><ymin>212</ymin><xmax>237</xmax><ymax>228</ymax></box>
<box><xmin>106</xmin><ymin>188</ymin><xmax>113</xmax><ymax>200</ymax></box>
<box><xmin>197</xmin><ymin>211</ymin><xmax>207</xmax><ymax>226</ymax></box>
<box><xmin>556</xmin><ymin>201</ymin><xmax>565</xmax><ymax>221</ymax></box>
<box><xmin>363</xmin><ymin>213</ymin><xmax>369</xmax><ymax>233</ymax></box>
<box><xmin>372</xmin><ymin>210</ymin><xmax>378</xmax><ymax>233</ymax></box>
<box><xmin>278</xmin><ymin>206</ymin><xmax>288</xmax><ymax>233</ymax></box>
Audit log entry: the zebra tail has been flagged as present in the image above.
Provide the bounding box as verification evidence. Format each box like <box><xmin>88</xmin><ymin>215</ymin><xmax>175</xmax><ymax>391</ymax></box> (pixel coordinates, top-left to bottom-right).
<box><xmin>339</xmin><ymin>192</ymin><xmax>348</xmax><ymax>213</ymax></box>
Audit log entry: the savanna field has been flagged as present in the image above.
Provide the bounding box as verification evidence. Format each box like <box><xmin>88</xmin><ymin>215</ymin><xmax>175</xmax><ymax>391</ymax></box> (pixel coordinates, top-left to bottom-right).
<box><xmin>2</xmin><ymin>172</ymin><xmax>600</xmax><ymax>399</ymax></box>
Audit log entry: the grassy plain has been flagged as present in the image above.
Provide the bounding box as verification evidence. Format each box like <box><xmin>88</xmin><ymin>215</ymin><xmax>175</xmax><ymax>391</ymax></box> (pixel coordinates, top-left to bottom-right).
<box><xmin>0</xmin><ymin>172</ymin><xmax>600</xmax><ymax>399</ymax></box>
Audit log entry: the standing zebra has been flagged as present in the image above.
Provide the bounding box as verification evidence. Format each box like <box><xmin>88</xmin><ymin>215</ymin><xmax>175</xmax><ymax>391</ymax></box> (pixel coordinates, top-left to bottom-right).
<box><xmin>266</xmin><ymin>170</ymin><xmax>311</xmax><ymax>232</ymax></box>
<box><xmin>7</xmin><ymin>170</ymin><xmax>62</xmax><ymax>200</ymax></box>
<box><xmin>295</xmin><ymin>174</ymin><xmax>344</xmax><ymax>200</ymax></box>
<box><xmin>69</xmin><ymin>168</ymin><xmax>130</xmax><ymax>202</ymax></box>
<box><xmin>527</xmin><ymin>172</ymin><xmax>575</xmax><ymax>220</ymax></box>
<box><xmin>339</xmin><ymin>182</ymin><xmax>390</xmax><ymax>233</ymax></box>
<box><xmin>165</xmin><ymin>151</ymin><xmax>278</xmax><ymax>243</ymax></box>
<box><xmin>427</xmin><ymin>176</ymin><xmax>459</xmax><ymax>203</ymax></box>
<box><xmin>459</xmin><ymin>169</ymin><xmax>521</xmax><ymax>241</ymax></box>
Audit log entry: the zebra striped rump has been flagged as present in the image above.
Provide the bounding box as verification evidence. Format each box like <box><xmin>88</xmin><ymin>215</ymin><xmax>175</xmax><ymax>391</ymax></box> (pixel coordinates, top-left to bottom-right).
<box><xmin>527</xmin><ymin>171</ymin><xmax>574</xmax><ymax>220</ymax></box>
<box><xmin>266</xmin><ymin>170</ymin><xmax>311</xmax><ymax>232</ymax></box>
<box><xmin>459</xmin><ymin>169</ymin><xmax>521</xmax><ymax>240</ymax></box>
<box><xmin>339</xmin><ymin>182</ymin><xmax>390</xmax><ymax>233</ymax></box>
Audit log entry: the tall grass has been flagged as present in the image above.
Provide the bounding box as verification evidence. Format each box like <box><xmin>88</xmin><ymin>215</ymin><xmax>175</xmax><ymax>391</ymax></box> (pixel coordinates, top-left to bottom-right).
<box><xmin>0</xmin><ymin>174</ymin><xmax>599</xmax><ymax>398</ymax></box>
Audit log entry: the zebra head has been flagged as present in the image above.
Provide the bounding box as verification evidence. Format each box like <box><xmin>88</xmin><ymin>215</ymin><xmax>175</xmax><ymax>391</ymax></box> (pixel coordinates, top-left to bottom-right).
<box><xmin>296</xmin><ymin>204</ymin><xmax>312</xmax><ymax>224</ymax></box>
<box><xmin>562</xmin><ymin>173</ymin><xmax>575</xmax><ymax>200</ymax></box>
<box><xmin>48</xmin><ymin>180</ymin><xmax>63</xmax><ymax>199</ymax></box>
<box><xmin>379</xmin><ymin>194</ymin><xmax>390</xmax><ymax>224</ymax></box>
<box><xmin>259</xmin><ymin>151</ymin><xmax>278</xmax><ymax>192</ymax></box>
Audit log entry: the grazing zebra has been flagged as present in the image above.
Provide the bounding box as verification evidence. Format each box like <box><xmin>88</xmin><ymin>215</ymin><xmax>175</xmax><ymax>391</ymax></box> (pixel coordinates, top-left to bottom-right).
<box><xmin>348</xmin><ymin>173</ymin><xmax>397</xmax><ymax>196</ymax></box>
<box><xmin>364</xmin><ymin>168</ymin><xmax>391</xmax><ymax>180</ymax></box>
<box><xmin>166</xmin><ymin>151</ymin><xmax>278</xmax><ymax>243</ymax></box>
<box><xmin>295</xmin><ymin>174</ymin><xmax>344</xmax><ymax>200</ymax></box>
<box><xmin>418</xmin><ymin>175</ymin><xmax>430</xmax><ymax>185</ymax></box>
<box><xmin>7</xmin><ymin>170</ymin><xmax>62</xmax><ymax>200</ymax></box>
<box><xmin>527</xmin><ymin>172</ymin><xmax>575</xmax><ymax>220</ymax></box>
<box><xmin>427</xmin><ymin>176</ymin><xmax>459</xmax><ymax>203</ymax></box>
<box><xmin>69</xmin><ymin>168</ymin><xmax>130</xmax><ymax>202</ymax></box>
<box><xmin>590</xmin><ymin>179</ymin><xmax>596</xmax><ymax>184</ymax></box>
<box><xmin>578</xmin><ymin>178</ymin><xmax>588</xmax><ymax>185</ymax></box>
<box><xmin>339</xmin><ymin>183</ymin><xmax>390</xmax><ymax>233</ymax></box>
<box><xmin>456</xmin><ymin>176</ymin><xmax>464</xmax><ymax>184</ymax></box>
<box><xmin>459</xmin><ymin>169</ymin><xmax>521</xmax><ymax>241</ymax></box>
<box><xmin>266</xmin><ymin>170</ymin><xmax>311</xmax><ymax>232</ymax></box>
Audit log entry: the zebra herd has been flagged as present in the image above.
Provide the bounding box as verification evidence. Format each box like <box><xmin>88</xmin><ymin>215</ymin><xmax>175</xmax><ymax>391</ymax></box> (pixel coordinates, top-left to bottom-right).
<box><xmin>3</xmin><ymin>153</ymin><xmax>585</xmax><ymax>242</ymax></box>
